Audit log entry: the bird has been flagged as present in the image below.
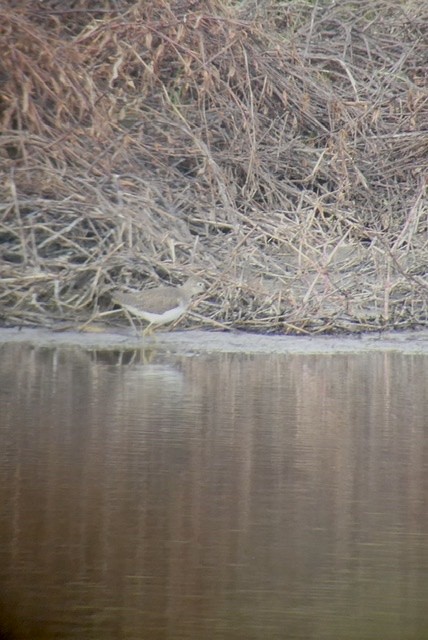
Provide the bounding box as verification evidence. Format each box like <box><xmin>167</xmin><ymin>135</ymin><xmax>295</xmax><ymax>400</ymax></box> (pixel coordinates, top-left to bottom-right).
<box><xmin>112</xmin><ymin>275</ymin><xmax>205</xmax><ymax>336</ymax></box>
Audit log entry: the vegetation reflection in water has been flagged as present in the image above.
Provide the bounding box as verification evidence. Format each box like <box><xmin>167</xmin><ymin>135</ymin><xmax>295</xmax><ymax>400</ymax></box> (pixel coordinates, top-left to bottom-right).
<box><xmin>0</xmin><ymin>343</ymin><xmax>427</xmax><ymax>640</ymax></box>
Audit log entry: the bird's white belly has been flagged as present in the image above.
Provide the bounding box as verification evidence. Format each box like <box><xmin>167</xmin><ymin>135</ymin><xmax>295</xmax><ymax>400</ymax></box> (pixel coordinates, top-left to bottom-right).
<box><xmin>124</xmin><ymin>303</ymin><xmax>186</xmax><ymax>325</ymax></box>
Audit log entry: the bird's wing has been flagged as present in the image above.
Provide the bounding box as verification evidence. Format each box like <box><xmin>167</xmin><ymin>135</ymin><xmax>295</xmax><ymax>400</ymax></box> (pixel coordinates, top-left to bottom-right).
<box><xmin>141</xmin><ymin>289</ymin><xmax>183</xmax><ymax>313</ymax></box>
<box><xmin>113</xmin><ymin>287</ymin><xmax>183</xmax><ymax>313</ymax></box>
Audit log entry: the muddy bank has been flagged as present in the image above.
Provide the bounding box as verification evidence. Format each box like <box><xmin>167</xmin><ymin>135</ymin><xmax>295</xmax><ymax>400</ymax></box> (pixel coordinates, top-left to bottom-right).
<box><xmin>1</xmin><ymin>327</ymin><xmax>428</xmax><ymax>355</ymax></box>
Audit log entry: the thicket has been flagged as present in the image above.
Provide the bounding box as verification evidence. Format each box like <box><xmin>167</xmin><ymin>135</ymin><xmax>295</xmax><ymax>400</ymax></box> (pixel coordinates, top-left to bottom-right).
<box><xmin>1</xmin><ymin>0</ymin><xmax>427</xmax><ymax>333</ymax></box>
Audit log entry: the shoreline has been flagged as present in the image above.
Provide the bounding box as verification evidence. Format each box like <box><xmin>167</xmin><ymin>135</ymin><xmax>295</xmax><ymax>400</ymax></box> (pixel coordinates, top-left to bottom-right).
<box><xmin>1</xmin><ymin>326</ymin><xmax>428</xmax><ymax>355</ymax></box>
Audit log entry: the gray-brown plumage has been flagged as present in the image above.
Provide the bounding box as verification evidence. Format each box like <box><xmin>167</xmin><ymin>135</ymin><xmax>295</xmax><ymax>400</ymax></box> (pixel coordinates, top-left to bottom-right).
<box><xmin>112</xmin><ymin>276</ymin><xmax>205</xmax><ymax>335</ymax></box>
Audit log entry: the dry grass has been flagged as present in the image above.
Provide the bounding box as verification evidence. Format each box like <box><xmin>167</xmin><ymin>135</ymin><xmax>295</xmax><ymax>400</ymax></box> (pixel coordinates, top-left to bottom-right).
<box><xmin>1</xmin><ymin>0</ymin><xmax>427</xmax><ymax>334</ymax></box>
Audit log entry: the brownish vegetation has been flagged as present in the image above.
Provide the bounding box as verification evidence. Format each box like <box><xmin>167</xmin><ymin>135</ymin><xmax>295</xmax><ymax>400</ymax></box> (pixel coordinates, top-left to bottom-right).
<box><xmin>1</xmin><ymin>0</ymin><xmax>427</xmax><ymax>334</ymax></box>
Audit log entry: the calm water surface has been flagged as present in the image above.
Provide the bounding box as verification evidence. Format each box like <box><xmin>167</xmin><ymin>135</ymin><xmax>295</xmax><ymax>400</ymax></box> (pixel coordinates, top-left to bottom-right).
<box><xmin>0</xmin><ymin>342</ymin><xmax>427</xmax><ymax>639</ymax></box>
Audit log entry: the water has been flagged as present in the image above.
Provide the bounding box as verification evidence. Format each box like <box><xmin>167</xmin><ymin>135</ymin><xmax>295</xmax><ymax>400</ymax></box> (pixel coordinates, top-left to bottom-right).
<box><xmin>0</xmin><ymin>342</ymin><xmax>427</xmax><ymax>639</ymax></box>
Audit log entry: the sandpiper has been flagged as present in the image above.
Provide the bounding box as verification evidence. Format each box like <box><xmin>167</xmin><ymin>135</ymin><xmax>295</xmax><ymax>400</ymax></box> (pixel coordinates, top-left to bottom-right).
<box><xmin>112</xmin><ymin>276</ymin><xmax>205</xmax><ymax>335</ymax></box>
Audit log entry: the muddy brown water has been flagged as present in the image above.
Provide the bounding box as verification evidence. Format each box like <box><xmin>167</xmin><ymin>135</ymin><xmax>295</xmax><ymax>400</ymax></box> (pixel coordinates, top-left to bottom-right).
<box><xmin>0</xmin><ymin>339</ymin><xmax>427</xmax><ymax>639</ymax></box>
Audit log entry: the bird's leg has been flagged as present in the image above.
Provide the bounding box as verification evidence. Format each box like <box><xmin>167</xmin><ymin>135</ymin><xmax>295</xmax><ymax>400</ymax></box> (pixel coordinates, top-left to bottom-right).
<box><xmin>121</xmin><ymin>309</ymin><xmax>140</xmax><ymax>337</ymax></box>
<box><xmin>142</xmin><ymin>322</ymin><xmax>154</xmax><ymax>339</ymax></box>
